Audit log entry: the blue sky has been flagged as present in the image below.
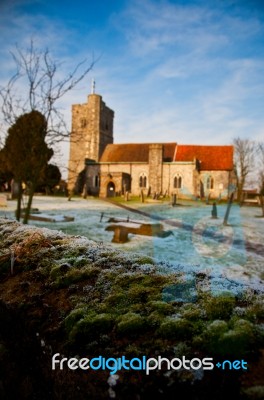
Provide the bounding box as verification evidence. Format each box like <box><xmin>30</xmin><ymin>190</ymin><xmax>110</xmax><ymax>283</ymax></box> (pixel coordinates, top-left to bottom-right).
<box><xmin>0</xmin><ymin>0</ymin><xmax>264</xmax><ymax>174</ymax></box>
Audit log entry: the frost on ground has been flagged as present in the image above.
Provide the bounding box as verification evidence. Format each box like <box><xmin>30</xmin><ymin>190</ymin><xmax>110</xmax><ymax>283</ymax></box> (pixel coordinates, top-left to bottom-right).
<box><xmin>1</xmin><ymin>199</ymin><xmax>264</xmax><ymax>400</ymax></box>
<box><xmin>0</xmin><ymin>195</ymin><xmax>263</xmax><ymax>299</ymax></box>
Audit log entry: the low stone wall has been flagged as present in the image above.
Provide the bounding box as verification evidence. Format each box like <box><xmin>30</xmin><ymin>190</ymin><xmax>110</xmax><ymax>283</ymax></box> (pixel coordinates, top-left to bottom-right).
<box><xmin>0</xmin><ymin>218</ymin><xmax>263</xmax><ymax>400</ymax></box>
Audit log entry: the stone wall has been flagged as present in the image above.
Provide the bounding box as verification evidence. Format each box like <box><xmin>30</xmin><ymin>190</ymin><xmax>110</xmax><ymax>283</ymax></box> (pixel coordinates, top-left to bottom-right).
<box><xmin>199</xmin><ymin>170</ymin><xmax>233</xmax><ymax>200</ymax></box>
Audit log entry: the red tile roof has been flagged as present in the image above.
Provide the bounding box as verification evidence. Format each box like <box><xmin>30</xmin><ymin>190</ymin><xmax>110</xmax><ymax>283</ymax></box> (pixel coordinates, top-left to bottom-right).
<box><xmin>100</xmin><ymin>143</ymin><xmax>234</xmax><ymax>171</ymax></box>
<box><xmin>100</xmin><ymin>143</ymin><xmax>177</xmax><ymax>162</ymax></box>
<box><xmin>175</xmin><ymin>145</ymin><xmax>233</xmax><ymax>170</ymax></box>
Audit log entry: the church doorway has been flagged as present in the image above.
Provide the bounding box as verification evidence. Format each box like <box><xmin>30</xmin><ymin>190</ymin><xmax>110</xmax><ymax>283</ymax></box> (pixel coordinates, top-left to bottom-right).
<box><xmin>107</xmin><ymin>182</ymin><xmax>115</xmax><ymax>197</ymax></box>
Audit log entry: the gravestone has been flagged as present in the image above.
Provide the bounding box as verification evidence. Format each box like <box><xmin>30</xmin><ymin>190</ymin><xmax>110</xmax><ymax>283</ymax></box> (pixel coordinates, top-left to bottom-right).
<box><xmin>211</xmin><ymin>202</ymin><xmax>217</xmax><ymax>219</ymax></box>
<box><xmin>0</xmin><ymin>194</ymin><xmax>7</xmax><ymax>207</ymax></box>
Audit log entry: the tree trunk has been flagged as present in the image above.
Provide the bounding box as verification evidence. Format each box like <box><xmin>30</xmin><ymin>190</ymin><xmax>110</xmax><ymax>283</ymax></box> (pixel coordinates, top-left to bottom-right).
<box><xmin>237</xmin><ymin>181</ymin><xmax>244</xmax><ymax>205</ymax></box>
<box><xmin>23</xmin><ymin>183</ymin><xmax>35</xmax><ymax>224</ymax></box>
<box><xmin>15</xmin><ymin>181</ymin><xmax>23</xmax><ymax>221</ymax></box>
<box><xmin>260</xmin><ymin>195</ymin><xmax>264</xmax><ymax>217</ymax></box>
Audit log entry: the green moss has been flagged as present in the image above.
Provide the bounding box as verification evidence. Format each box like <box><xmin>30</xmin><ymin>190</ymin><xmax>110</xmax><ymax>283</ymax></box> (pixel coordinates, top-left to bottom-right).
<box><xmin>135</xmin><ymin>256</ymin><xmax>155</xmax><ymax>265</ymax></box>
<box><xmin>49</xmin><ymin>265</ymin><xmax>67</xmax><ymax>280</ymax></box>
<box><xmin>143</xmin><ymin>273</ymin><xmax>171</xmax><ymax>288</ymax></box>
<box><xmin>173</xmin><ymin>342</ymin><xmax>192</xmax><ymax>357</ymax></box>
<box><xmin>127</xmin><ymin>284</ymin><xmax>157</xmax><ymax>304</ymax></box>
<box><xmin>241</xmin><ymin>385</ymin><xmax>264</xmax><ymax>399</ymax></box>
<box><xmin>117</xmin><ymin>312</ymin><xmax>148</xmax><ymax>335</ymax></box>
<box><xmin>147</xmin><ymin>300</ymin><xmax>175</xmax><ymax>315</ymax></box>
<box><xmin>53</xmin><ymin>266</ymin><xmax>100</xmax><ymax>288</ymax></box>
<box><xmin>158</xmin><ymin>317</ymin><xmax>194</xmax><ymax>340</ymax></box>
<box><xmin>181</xmin><ymin>304</ymin><xmax>203</xmax><ymax>320</ymax></box>
<box><xmin>69</xmin><ymin>312</ymin><xmax>115</xmax><ymax>341</ymax></box>
<box><xmin>203</xmin><ymin>294</ymin><xmax>236</xmax><ymax>320</ymax></box>
<box><xmin>114</xmin><ymin>273</ymin><xmax>145</xmax><ymax>289</ymax></box>
<box><xmin>205</xmin><ymin>319</ymin><xmax>229</xmax><ymax>337</ymax></box>
<box><xmin>147</xmin><ymin>311</ymin><xmax>165</xmax><ymax>328</ymax></box>
<box><xmin>245</xmin><ymin>300</ymin><xmax>264</xmax><ymax>321</ymax></box>
<box><xmin>201</xmin><ymin>318</ymin><xmax>259</xmax><ymax>356</ymax></box>
<box><xmin>219</xmin><ymin>329</ymin><xmax>250</xmax><ymax>356</ymax></box>
<box><xmin>64</xmin><ymin>307</ymin><xmax>88</xmax><ymax>333</ymax></box>
<box><xmin>73</xmin><ymin>258</ymin><xmax>92</xmax><ymax>268</ymax></box>
<box><xmin>103</xmin><ymin>292</ymin><xmax>131</xmax><ymax>312</ymax></box>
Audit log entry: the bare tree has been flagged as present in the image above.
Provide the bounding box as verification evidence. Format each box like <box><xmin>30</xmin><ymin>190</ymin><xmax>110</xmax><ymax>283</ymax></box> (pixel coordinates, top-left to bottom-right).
<box><xmin>0</xmin><ymin>40</ymin><xmax>95</xmax><ymax>222</ymax></box>
<box><xmin>0</xmin><ymin>39</ymin><xmax>95</xmax><ymax>145</ymax></box>
<box><xmin>258</xmin><ymin>142</ymin><xmax>264</xmax><ymax>217</ymax></box>
<box><xmin>233</xmin><ymin>137</ymin><xmax>256</xmax><ymax>204</ymax></box>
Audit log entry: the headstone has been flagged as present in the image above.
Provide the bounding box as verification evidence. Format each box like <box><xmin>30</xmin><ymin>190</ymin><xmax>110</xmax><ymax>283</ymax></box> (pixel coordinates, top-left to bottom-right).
<box><xmin>172</xmin><ymin>194</ymin><xmax>177</xmax><ymax>207</ymax></box>
<box><xmin>223</xmin><ymin>192</ymin><xmax>234</xmax><ymax>226</ymax></box>
<box><xmin>211</xmin><ymin>202</ymin><xmax>217</xmax><ymax>218</ymax></box>
<box><xmin>0</xmin><ymin>194</ymin><xmax>7</xmax><ymax>207</ymax></box>
<box><xmin>112</xmin><ymin>227</ymin><xmax>129</xmax><ymax>243</ymax></box>
<box><xmin>11</xmin><ymin>179</ymin><xmax>20</xmax><ymax>199</ymax></box>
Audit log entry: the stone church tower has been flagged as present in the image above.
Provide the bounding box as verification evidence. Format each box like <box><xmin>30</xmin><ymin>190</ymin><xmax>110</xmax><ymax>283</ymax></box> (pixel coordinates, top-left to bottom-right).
<box><xmin>68</xmin><ymin>88</ymin><xmax>114</xmax><ymax>192</ymax></box>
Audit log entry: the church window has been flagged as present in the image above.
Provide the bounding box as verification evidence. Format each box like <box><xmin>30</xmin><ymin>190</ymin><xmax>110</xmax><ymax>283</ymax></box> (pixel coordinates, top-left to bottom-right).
<box><xmin>173</xmin><ymin>175</ymin><xmax>182</xmax><ymax>189</ymax></box>
<box><xmin>94</xmin><ymin>175</ymin><xmax>100</xmax><ymax>187</ymax></box>
<box><xmin>206</xmin><ymin>176</ymin><xmax>214</xmax><ymax>190</ymax></box>
<box><xmin>80</xmin><ymin>118</ymin><xmax>87</xmax><ymax>128</ymax></box>
<box><xmin>139</xmin><ymin>174</ymin><xmax>147</xmax><ymax>188</ymax></box>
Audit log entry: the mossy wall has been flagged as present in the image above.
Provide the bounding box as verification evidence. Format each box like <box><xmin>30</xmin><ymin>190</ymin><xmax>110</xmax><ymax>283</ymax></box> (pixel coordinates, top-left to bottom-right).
<box><xmin>0</xmin><ymin>218</ymin><xmax>263</xmax><ymax>399</ymax></box>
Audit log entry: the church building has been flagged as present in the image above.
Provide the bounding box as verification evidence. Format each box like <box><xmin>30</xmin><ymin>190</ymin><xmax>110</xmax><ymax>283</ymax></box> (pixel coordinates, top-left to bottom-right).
<box><xmin>68</xmin><ymin>90</ymin><xmax>235</xmax><ymax>200</ymax></box>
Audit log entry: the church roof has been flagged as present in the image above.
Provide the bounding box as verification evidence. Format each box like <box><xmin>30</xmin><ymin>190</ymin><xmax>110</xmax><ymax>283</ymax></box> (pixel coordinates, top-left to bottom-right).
<box><xmin>175</xmin><ymin>145</ymin><xmax>233</xmax><ymax>170</ymax></box>
<box><xmin>100</xmin><ymin>143</ymin><xmax>177</xmax><ymax>162</ymax></box>
<box><xmin>99</xmin><ymin>143</ymin><xmax>233</xmax><ymax>171</ymax></box>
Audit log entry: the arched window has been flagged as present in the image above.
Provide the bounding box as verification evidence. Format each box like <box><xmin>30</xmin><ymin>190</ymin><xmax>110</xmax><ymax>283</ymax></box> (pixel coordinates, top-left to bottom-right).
<box><xmin>173</xmin><ymin>175</ymin><xmax>182</xmax><ymax>189</ymax></box>
<box><xmin>94</xmin><ymin>175</ymin><xmax>99</xmax><ymax>187</ymax></box>
<box><xmin>206</xmin><ymin>176</ymin><xmax>214</xmax><ymax>190</ymax></box>
<box><xmin>178</xmin><ymin>176</ymin><xmax>182</xmax><ymax>188</ymax></box>
<box><xmin>139</xmin><ymin>174</ymin><xmax>147</xmax><ymax>188</ymax></box>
